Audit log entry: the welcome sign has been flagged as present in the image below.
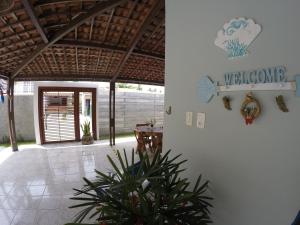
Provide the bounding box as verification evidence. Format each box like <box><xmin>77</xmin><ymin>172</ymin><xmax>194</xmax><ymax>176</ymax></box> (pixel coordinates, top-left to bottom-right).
<box><xmin>197</xmin><ymin>65</ymin><xmax>300</xmax><ymax>103</ymax></box>
<box><xmin>224</xmin><ymin>66</ymin><xmax>287</xmax><ymax>86</ymax></box>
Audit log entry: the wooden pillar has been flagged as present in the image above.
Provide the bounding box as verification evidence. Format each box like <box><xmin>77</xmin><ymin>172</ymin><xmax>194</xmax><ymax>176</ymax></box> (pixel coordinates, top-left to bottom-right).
<box><xmin>109</xmin><ymin>81</ymin><xmax>116</xmax><ymax>146</ymax></box>
<box><xmin>7</xmin><ymin>78</ymin><xmax>18</xmax><ymax>151</ymax></box>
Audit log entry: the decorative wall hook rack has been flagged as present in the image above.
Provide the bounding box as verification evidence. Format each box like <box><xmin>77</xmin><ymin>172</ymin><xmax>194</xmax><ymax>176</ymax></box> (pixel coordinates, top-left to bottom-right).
<box><xmin>197</xmin><ymin>66</ymin><xmax>300</xmax><ymax>103</ymax></box>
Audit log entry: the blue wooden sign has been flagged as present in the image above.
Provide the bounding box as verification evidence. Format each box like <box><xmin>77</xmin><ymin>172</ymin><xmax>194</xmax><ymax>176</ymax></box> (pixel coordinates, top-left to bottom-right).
<box><xmin>224</xmin><ymin>66</ymin><xmax>287</xmax><ymax>86</ymax></box>
<box><xmin>197</xmin><ymin>67</ymin><xmax>300</xmax><ymax>103</ymax></box>
<box><xmin>197</xmin><ymin>76</ymin><xmax>217</xmax><ymax>103</ymax></box>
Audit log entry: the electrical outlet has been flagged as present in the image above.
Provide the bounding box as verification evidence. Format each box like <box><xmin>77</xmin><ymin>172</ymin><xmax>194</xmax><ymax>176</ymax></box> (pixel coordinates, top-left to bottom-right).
<box><xmin>186</xmin><ymin>112</ymin><xmax>193</xmax><ymax>126</ymax></box>
<box><xmin>197</xmin><ymin>113</ymin><xmax>205</xmax><ymax>128</ymax></box>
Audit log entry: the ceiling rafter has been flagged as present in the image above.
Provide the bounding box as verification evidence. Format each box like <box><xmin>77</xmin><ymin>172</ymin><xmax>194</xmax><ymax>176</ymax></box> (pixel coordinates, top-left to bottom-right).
<box><xmin>63</xmin><ymin>47</ymin><xmax>70</xmax><ymax>74</ymax></box>
<box><xmin>11</xmin><ymin>0</ymin><xmax>128</xmax><ymax>79</ymax></box>
<box><xmin>89</xmin><ymin>17</ymin><xmax>94</xmax><ymax>40</ymax></box>
<box><xmin>35</xmin><ymin>60</ymin><xmax>46</xmax><ymax>74</ymax></box>
<box><xmin>54</xmin><ymin>39</ymin><xmax>165</xmax><ymax>60</ymax></box>
<box><xmin>0</xmin><ymin>37</ymin><xmax>41</xmax><ymax>52</ymax></box>
<box><xmin>75</xmin><ymin>47</ymin><xmax>79</xmax><ymax>74</ymax></box>
<box><xmin>0</xmin><ymin>17</ymin><xmax>27</xmax><ymax>47</ymax></box>
<box><xmin>41</xmin><ymin>53</ymin><xmax>53</xmax><ymax>74</ymax></box>
<box><xmin>127</xmin><ymin>57</ymin><xmax>145</xmax><ymax>77</ymax></box>
<box><xmin>55</xmin><ymin>39</ymin><xmax>126</xmax><ymax>52</ymax></box>
<box><xmin>139</xmin><ymin>18</ymin><xmax>164</xmax><ymax>49</ymax></box>
<box><xmin>35</xmin><ymin>0</ymin><xmax>101</xmax><ymax>7</ymax></box>
<box><xmin>132</xmin><ymin>50</ymin><xmax>164</xmax><ymax>61</ymax></box>
<box><xmin>114</xmin><ymin>0</ymin><xmax>138</xmax><ymax>45</ymax></box>
<box><xmin>27</xmin><ymin>64</ymin><xmax>36</xmax><ymax>74</ymax></box>
<box><xmin>94</xmin><ymin>49</ymin><xmax>102</xmax><ymax>75</ymax></box>
<box><xmin>0</xmin><ymin>45</ymin><xmax>36</xmax><ymax>59</ymax></box>
<box><xmin>104</xmin><ymin>51</ymin><xmax>114</xmax><ymax>75</ymax></box>
<box><xmin>111</xmin><ymin>0</ymin><xmax>164</xmax><ymax>82</ymax></box>
<box><xmin>0</xmin><ymin>18</ymin><xmax>31</xmax><ymax>30</ymax></box>
<box><xmin>21</xmin><ymin>0</ymin><xmax>49</xmax><ymax>43</ymax></box>
<box><xmin>152</xmin><ymin>36</ymin><xmax>164</xmax><ymax>51</ymax></box>
<box><xmin>0</xmin><ymin>28</ymin><xmax>36</xmax><ymax>43</ymax></box>
<box><xmin>50</xmin><ymin>48</ymin><xmax>62</xmax><ymax>74</ymax></box>
<box><xmin>39</xmin><ymin>11</ymin><xmax>136</xmax><ymax>25</ymax></box>
<box><xmin>15</xmin><ymin>74</ymin><xmax>164</xmax><ymax>85</ymax></box>
<box><xmin>102</xmin><ymin>8</ymin><xmax>114</xmax><ymax>42</ymax></box>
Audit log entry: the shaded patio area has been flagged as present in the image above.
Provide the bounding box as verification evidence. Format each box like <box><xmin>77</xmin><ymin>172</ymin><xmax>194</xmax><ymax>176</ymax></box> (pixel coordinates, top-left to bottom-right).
<box><xmin>0</xmin><ymin>137</ymin><xmax>136</xmax><ymax>225</ymax></box>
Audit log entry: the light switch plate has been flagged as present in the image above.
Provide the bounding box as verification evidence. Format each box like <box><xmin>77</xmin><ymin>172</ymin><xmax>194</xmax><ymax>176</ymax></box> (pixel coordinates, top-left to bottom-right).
<box><xmin>197</xmin><ymin>112</ymin><xmax>205</xmax><ymax>128</ymax></box>
<box><xmin>186</xmin><ymin>112</ymin><xmax>193</xmax><ymax>126</ymax></box>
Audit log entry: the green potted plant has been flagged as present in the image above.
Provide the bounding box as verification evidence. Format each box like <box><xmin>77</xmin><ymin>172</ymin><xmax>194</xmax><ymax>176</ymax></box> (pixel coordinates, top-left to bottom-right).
<box><xmin>65</xmin><ymin>150</ymin><xmax>213</xmax><ymax>225</ymax></box>
<box><xmin>81</xmin><ymin>120</ymin><xmax>93</xmax><ymax>145</ymax></box>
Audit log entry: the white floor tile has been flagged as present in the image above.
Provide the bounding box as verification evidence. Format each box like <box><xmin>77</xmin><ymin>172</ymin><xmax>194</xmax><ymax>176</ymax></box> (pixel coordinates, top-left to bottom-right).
<box><xmin>11</xmin><ymin>209</ymin><xmax>38</xmax><ymax>225</ymax></box>
<box><xmin>27</xmin><ymin>185</ymin><xmax>46</xmax><ymax>196</ymax></box>
<box><xmin>0</xmin><ymin>209</ymin><xmax>16</xmax><ymax>225</ymax></box>
<box><xmin>35</xmin><ymin>209</ymin><xmax>62</xmax><ymax>225</ymax></box>
<box><xmin>0</xmin><ymin>185</ymin><xmax>14</xmax><ymax>196</ymax></box>
<box><xmin>39</xmin><ymin>196</ymin><xmax>61</xmax><ymax>210</ymax></box>
<box><xmin>0</xmin><ymin>138</ymin><xmax>136</xmax><ymax>225</ymax></box>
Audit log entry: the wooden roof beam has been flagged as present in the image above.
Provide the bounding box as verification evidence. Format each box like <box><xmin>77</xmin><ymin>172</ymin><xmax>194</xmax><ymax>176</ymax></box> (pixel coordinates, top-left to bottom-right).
<box><xmin>140</xmin><ymin>19</ymin><xmax>165</xmax><ymax>49</ymax></box>
<box><xmin>111</xmin><ymin>0</ymin><xmax>164</xmax><ymax>82</ymax></box>
<box><xmin>34</xmin><ymin>0</ymin><xmax>101</xmax><ymax>7</ymax></box>
<box><xmin>102</xmin><ymin>9</ymin><xmax>115</xmax><ymax>42</ymax></box>
<box><xmin>132</xmin><ymin>50</ymin><xmax>164</xmax><ymax>61</ymax></box>
<box><xmin>54</xmin><ymin>40</ymin><xmax>165</xmax><ymax>60</ymax></box>
<box><xmin>75</xmin><ymin>47</ymin><xmax>79</xmax><ymax>74</ymax></box>
<box><xmin>94</xmin><ymin>49</ymin><xmax>102</xmax><ymax>75</ymax></box>
<box><xmin>11</xmin><ymin>0</ymin><xmax>128</xmax><ymax>79</ymax></box>
<box><xmin>89</xmin><ymin>17</ymin><xmax>94</xmax><ymax>40</ymax></box>
<box><xmin>21</xmin><ymin>0</ymin><xmax>49</xmax><ymax>43</ymax></box>
<box><xmin>55</xmin><ymin>39</ymin><xmax>127</xmax><ymax>52</ymax></box>
<box><xmin>15</xmin><ymin>74</ymin><xmax>164</xmax><ymax>85</ymax></box>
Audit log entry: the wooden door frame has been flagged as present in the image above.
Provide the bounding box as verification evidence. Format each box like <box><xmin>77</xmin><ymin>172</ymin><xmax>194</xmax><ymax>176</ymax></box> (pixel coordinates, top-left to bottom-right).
<box><xmin>38</xmin><ymin>87</ymin><xmax>97</xmax><ymax>144</ymax></box>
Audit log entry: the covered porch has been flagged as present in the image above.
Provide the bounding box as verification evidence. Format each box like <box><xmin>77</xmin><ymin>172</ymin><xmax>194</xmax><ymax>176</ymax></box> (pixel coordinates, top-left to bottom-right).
<box><xmin>0</xmin><ymin>0</ymin><xmax>165</xmax><ymax>151</ymax></box>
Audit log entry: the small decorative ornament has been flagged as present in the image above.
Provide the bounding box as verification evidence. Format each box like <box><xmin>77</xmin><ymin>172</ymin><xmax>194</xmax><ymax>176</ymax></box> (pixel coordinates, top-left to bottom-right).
<box><xmin>0</xmin><ymin>79</ymin><xmax>5</xmax><ymax>104</ymax></box>
<box><xmin>240</xmin><ymin>93</ymin><xmax>261</xmax><ymax>125</ymax></box>
<box><xmin>215</xmin><ymin>17</ymin><xmax>261</xmax><ymax>58</ymax></box>
<box><xmin>222</xmin><ymin>96</ymin><xmax>232</xmax><ymax>110</ymax></box>
<box><xmin>275</xmin><ymin>95</ymin><xmax>289</xmax><ymax>112</ymax></box>
<box><xmin>165</xmin><ymin>106</ymin><xmax>172</xmax><ymax>115</ymax></box>
<box><xmin>0</xmin><ymin>89</ymin><xmax>4</xmax><ymax>103</ymax></box>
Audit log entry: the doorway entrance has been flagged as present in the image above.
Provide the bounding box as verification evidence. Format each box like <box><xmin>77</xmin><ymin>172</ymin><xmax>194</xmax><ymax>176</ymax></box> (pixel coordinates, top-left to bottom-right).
<box><xmin>38</xmin><ymin>87</ymin><xmax>97</xmax><ymax>144</ymax></box>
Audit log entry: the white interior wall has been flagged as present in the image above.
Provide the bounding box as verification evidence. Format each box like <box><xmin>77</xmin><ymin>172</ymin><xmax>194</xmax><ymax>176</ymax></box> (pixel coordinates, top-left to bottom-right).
<box><xmin>164</xmin><ymin>1</ymin><xmax>300</xmax><ymax>225</ymax></box>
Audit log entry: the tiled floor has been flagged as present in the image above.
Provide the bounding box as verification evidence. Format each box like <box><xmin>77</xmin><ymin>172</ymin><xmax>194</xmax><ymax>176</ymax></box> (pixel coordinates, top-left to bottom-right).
<box><xmin>0</xmin><ymin>137</ymin><xmax>136</xmax><ymax>225</ymax></box>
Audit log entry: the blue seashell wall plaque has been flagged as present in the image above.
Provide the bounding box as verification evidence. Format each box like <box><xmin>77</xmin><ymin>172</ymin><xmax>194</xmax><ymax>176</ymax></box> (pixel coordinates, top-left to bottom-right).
<box><xmin>215</xmin><ymin>17</ymin><xmax>262</xmax><ymax>59</ymax></box>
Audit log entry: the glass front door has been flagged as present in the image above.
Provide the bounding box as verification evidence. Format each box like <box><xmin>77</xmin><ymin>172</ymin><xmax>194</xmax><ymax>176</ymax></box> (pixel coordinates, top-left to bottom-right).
<box><xmin>42</xmin><ymin>91</ymin><xmax>75</xmax><ymax>142</ymax></box>
<box><xmin>39</xmin><ymin>88</ymin><xmax>97</xmax><ymax>144</ymax></box>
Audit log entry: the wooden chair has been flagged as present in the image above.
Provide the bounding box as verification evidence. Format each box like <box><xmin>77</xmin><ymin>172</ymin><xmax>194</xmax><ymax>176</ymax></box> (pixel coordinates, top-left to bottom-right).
<box><xmin>151</xmin><ymin>133</ymin><xmax>163</xmax><ymax>153</ymax></box>
<box><xmin>134</xmin><ymin>130</ymin><xmax>151</xmax><ymax>154</ymax></box>
<box><xmin>135</xmin><ymin>123</ymin><xmax>150</xmax><ymax>151</ymax></box>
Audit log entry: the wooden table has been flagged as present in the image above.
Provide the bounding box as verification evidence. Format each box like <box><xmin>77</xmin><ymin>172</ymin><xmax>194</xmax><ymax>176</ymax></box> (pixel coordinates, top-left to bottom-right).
<box><xmin>134</xmin><ymin>126</ymin><xmax>163</xmax><ymax>153</ymax></box>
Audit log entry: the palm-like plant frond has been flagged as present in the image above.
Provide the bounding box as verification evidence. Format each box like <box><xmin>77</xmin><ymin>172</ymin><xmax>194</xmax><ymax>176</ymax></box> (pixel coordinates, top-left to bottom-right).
<box><xmin>65</xmin><ymin>149</ymin><xmax>213</xmax><ymax>225</ymax></box>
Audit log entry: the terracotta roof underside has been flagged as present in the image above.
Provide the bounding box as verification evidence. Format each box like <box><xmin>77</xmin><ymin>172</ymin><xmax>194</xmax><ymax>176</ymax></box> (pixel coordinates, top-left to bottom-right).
<box><xmin>0</xmin><ymin>0</ymin><xmax>165</xmax><ymax>85</ymax></box>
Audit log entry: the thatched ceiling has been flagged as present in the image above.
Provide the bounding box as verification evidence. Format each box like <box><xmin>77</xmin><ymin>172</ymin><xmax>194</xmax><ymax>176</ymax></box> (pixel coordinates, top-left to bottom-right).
<box><xmin>0</xmin><ymin>0</ymin><xmax>165</xmax><ymax>85</ymax></box>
